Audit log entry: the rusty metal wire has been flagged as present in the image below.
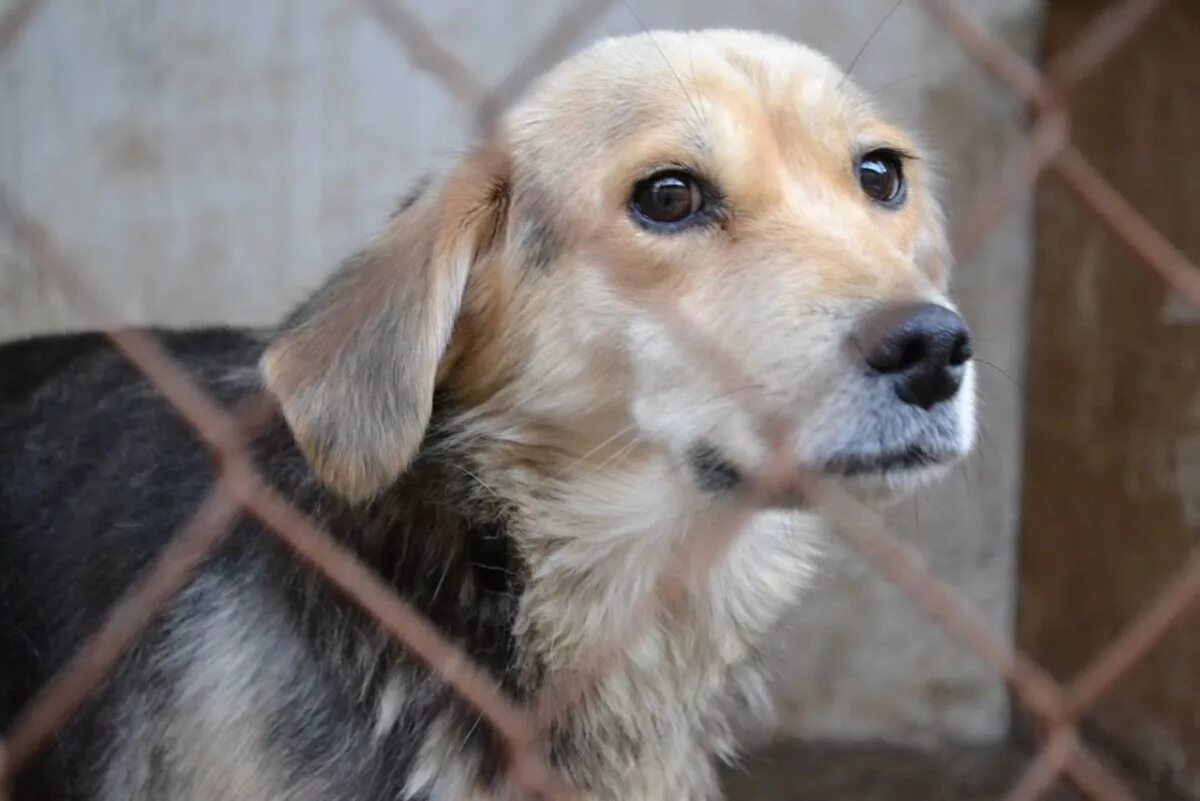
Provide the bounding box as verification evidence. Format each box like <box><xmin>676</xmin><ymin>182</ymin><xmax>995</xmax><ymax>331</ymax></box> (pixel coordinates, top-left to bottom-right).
<box><xmin>2</xmin><ymin>1</ymin><xmax>1200</xmax><ymax>800</ymax></box>
<box><xmin>920</xmin><ymin>2</ymin><xmax>1200</xmax><ymax>799</ymax></box>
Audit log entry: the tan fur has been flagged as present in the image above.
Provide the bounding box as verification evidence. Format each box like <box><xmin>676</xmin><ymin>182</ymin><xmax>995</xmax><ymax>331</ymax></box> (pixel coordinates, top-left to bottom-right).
<box><xmin>260</xmin><ymin>28</ymin><xmax>975</xmax><ymax>800</ymax></box>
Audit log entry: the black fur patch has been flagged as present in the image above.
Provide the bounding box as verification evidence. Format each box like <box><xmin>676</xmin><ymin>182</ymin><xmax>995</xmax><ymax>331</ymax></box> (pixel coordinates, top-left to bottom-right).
<box><xmin>0</xmin><ymin>329</ymin><xmax>531</xmax><ymax>800</ymax></box>
<box><xmin>518</xmin><ymin>216</ymin><xmax>560</xmax><ymax>272</ymax></box>
<box><xmin>512</xmin><ymin>186</ymin><xmax>560</xmax><ymax>273</ymax></box>
<box><xmin>686</xmin><ymin>442</ymin><xmax>742</xmax><ymax>495</ymax></box>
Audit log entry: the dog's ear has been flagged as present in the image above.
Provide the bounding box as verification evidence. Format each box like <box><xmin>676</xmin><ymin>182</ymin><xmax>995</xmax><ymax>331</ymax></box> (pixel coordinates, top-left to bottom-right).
<box><xmin>262</xmin><ymin>148</ymin><xmax>510</xmax><ymax>502</ymax></box>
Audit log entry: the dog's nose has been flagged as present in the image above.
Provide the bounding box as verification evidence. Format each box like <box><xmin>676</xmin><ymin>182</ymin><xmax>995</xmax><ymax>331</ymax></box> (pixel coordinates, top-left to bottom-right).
<box><xmin>857</xmin><ymin>302</ymin><xmax>972</xmax><ymax>409</ymax></box>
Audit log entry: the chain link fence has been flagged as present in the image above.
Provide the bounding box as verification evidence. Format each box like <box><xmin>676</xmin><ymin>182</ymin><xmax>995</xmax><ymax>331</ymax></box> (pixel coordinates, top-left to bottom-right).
<box><xmin>1</xmin><ymin>0</ymin><xmax>1198</xmax><ymax>799</ymax></box>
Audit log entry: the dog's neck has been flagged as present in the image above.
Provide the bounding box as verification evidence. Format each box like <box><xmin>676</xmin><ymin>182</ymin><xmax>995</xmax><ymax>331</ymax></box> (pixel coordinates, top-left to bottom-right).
<box><xmin>281</xmin><ymin>391</ymin><xmax>823</xmax><ymax>797</ymax></box>
<box><xmin>409</xmin><ymin>404</ymin><xmax>824</xmax><ymax>796</ymax></box>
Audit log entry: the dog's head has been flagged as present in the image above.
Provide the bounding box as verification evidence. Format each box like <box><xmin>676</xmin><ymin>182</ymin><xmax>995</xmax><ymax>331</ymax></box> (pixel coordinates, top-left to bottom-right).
<box><xmin>263</xmin><ymin>29</ymin><xmax>975</xmax><ymax>505</ymax></box>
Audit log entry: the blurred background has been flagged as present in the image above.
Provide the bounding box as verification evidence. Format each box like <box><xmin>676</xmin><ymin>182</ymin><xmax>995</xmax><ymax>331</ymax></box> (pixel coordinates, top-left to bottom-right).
<box><xmin>2</xmin><ymin>1</ymin><xmax>1197</xmax><ymax>798</ymax></box>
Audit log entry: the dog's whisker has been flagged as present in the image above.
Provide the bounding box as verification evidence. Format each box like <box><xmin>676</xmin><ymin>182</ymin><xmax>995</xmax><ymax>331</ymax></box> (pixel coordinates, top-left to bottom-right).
<box><xmin>871</xmin><ymin>70</ymin><xmax>935</xmax><ymax>96</ymax></box>
<box><xmin>973</xmin><ymin>357</ymin><xmax>1023</xmax><ymax>392</ymax></box>
<box><xmin>569</xmin><ymin>423</ymin><xmax>644</xmax><ymax>469</ymax></box>
<box><xmin>841</xmin><ymin>0</ymin><xmax>907</xmax><ymax>86</ymax></box>
<box><xmin>593</xmin><ymin>433</ymin><xmax>647</xmax><ymax>473</ymax></box>
<box><xmin>429</xmin><ymin>558</ymin><xmax>455</xmax><ymax>608</ymax></box>
<box><xmin>620</xmin><ymin>0</ymin><xmax>707</xmax><ymax>135</ymax></box>
<box><xmin>454</xmin><ymin>464</ymin><xmax>502</xmax><ymax>500</ymax></box>
<box><xmin>456</xmin><ymin>713</ymin><xmax>484</xmax><ymax>756</ymax></box>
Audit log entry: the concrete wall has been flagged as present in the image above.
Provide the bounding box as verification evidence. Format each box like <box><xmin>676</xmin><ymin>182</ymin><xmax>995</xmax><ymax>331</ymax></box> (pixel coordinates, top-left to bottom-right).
<box><xmin>0</xmin><ymin>0</ymin><xmax>1041</xmax><ymax>744</ymax></box>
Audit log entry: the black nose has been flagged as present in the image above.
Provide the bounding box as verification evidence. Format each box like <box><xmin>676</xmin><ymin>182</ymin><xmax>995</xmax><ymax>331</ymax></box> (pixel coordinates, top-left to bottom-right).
<box><xmin>857</xmin><ymin>302</ymin><xmax>973</xmax><ymax>409</ymax></box>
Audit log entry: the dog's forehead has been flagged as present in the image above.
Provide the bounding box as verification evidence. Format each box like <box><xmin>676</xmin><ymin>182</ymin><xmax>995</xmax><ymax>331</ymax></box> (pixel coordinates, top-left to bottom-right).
<box><xmin>504</xmin><ymin>30</ymin><xmax>893</xmax><ymax>171</ymax></box>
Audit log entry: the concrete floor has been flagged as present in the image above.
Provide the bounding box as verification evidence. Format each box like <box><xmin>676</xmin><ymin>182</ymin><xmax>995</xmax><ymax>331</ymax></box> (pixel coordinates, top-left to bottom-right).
<box><xmin>721</xmin><ymin>742</ymin><xmax>1083</xmax><ymax>801</ymax></box>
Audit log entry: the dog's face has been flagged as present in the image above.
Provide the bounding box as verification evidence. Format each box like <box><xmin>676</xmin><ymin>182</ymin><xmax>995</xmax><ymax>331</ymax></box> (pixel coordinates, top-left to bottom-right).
<box><xmin>263</xmin><ymin>30</ymin><xmax>975</xmax><ymax>504</ymax></box>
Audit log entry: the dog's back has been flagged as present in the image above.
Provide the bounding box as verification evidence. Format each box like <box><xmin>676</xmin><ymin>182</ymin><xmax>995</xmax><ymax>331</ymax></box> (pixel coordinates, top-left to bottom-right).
<box><xmin>1</xmin><ymin>330</ymin><xmax>256</xmax><ymax>676</ymax></box>
<box><xmin>0</xmin><ymin>329</ymin><xmax>523</xmax><ymax>800</ymax></box>
<box><xmin>0</xmin><ymin>329</ymin><xmax>268</xmax><ymax>797</ymax></box>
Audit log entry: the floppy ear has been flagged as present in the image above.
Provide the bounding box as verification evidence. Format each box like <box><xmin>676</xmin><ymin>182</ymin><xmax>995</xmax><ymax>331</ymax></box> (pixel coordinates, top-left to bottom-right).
<box><xmin>262</xmin><ymin>149</ymin><xmax>509</xmax><ymax>502</ymax></box>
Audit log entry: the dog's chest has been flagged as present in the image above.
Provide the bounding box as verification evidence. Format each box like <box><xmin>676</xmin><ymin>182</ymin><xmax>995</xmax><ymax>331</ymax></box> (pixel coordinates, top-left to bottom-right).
<box><xmin>511</xmin><ymin>495</ymin><xmax>824</xmax><ymax>799</ymax></box>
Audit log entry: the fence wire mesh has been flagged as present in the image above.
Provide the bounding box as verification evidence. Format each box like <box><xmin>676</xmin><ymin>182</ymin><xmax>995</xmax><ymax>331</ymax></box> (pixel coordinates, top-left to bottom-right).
<box><xmin>1</xmin><ymin>0</ymin><xmax>1199</xmax><ymax>799</ymax></box>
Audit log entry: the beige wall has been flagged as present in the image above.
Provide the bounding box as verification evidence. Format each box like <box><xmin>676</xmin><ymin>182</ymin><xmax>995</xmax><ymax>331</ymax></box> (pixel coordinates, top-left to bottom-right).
<box><xmin>0</xmin><ymin>0</ymin><xmax>1041</xmax><ymax>744</ymax></box>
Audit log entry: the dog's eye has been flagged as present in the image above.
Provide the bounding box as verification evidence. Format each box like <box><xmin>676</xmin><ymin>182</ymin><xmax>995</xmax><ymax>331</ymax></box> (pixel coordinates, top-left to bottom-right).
<box><xmin>858</xmin><ymin>150</ymin><xmax>906</xmax><ymax>207</ymax></box>
<box><xmin>630</xmin><ymin>171</ymin><xmax>703</xmax><ymax>227</ymax></box>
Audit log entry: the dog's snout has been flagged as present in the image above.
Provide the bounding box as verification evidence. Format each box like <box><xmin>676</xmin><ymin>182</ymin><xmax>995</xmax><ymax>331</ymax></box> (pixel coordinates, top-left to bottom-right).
<box><xmin>857</xmin><ymin>302</ymin><xmax>972</xmax><ymax>409</ymax></box>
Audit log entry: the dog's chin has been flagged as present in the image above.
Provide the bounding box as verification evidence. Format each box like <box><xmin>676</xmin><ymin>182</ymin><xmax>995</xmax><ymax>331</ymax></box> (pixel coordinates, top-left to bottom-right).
<box><xmin>823</xmin><ymin>454</ymin><xmax>957</xmax><ymax>506</ymax></box>
<box><xmin>683</xmin><ymin>439</ymin><xmax>961</xmax><ymax>508</ymax></box>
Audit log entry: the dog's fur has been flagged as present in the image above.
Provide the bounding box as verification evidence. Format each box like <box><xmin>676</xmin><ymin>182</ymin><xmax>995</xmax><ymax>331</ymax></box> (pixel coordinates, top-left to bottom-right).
<box><xmin>0</xmin><ymin>30</ymin><xmax>975</xmax><ymax>801</ymax></box>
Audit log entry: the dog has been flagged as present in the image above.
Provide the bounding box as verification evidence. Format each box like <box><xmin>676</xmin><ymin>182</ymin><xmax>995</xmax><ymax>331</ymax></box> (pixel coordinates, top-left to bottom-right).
<box><xmin>0</xmin><ymin>28</ymin><xmax>976</xmax><ymax>801</ymax></box>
